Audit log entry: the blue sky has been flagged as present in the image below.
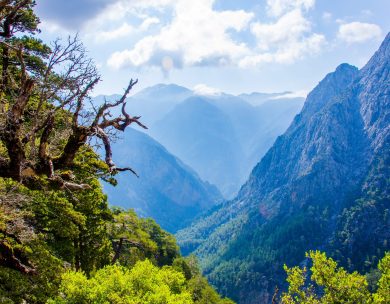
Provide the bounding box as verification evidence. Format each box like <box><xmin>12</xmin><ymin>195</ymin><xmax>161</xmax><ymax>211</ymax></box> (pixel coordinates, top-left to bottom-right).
<box><xmin>35</xmin><ymin>0</ymin><xmax>389</xmax><ymax>97</ymax></box>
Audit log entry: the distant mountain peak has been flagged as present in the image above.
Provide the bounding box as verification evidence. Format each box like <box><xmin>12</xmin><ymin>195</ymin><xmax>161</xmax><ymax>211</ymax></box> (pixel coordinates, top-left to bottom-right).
<box><xmin>360</xmin><ymin>32</ymin><xmax>389</xmax><ymax>75</ymax></box>
<box><xmin>335</xmin><ymin>62</ymin><xmax>358</xmax><ymax>73</ymax></box>
<box><xmin>134</xmin><ymin>83</ymin><xmax>192</xmax><ymax>99</ymax></box>
<box><xmin>378</xmin><ymin>31</ymin><xmax>390</xmax><ymax>53</ymax></box>
<box><xmin>301</xmin><ymin>63</ymin><xmax>358</xmax><ymax>116</ymax></box>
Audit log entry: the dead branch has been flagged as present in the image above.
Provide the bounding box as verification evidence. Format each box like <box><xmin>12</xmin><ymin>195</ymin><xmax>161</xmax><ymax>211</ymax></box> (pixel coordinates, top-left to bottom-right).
<box><xmin>55</xmin><ymin>78</ymin><xmax>144</xmax><ymax>176</ymax></box>
<box><xmin>49</xmin><ymin>175</ymin><xmax>91</xmax><ymax>191</ymax></box>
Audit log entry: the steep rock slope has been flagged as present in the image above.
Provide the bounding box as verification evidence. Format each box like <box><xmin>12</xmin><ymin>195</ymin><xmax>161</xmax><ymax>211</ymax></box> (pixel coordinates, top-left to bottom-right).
<box><xmin>176</xmin><ymin>34</ymin><xmax>390</xmax><ymax>303</ymax></box>
<box><xmin>103</xmin><ymin>127</ymin><xmax>222</xmax><ymax>233</ymax></box>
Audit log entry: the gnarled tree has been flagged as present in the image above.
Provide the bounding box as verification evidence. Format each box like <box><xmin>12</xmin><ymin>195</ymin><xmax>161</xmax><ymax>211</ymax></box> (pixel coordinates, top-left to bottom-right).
<box><xmin>0</xmin><ymin>0</ymin><xmax>146</xmax><ymax>279</ymax></box>
<box><xmin>0</xmin><ymin>0</ymin><xmax>146</xmax><ymax>190</ymax></box>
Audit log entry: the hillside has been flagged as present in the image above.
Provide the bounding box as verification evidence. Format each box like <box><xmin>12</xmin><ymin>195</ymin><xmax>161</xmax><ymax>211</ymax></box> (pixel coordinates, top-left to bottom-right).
<box><xmin>151</xmin><ymin>93</ymin><xmax>304</xmax><ymax>198</ymax></box>
<box><xmin>151</xmin><ymin>96</ymin><xmax>244</xmax><ymax>197</ymax></box>
<box><xmin>103</xmin><ymin>127</ymin><xmax>222</xmax><ymax>233</ymax></box>
<box><xmin>176</xmin><ymin>33</ymin><xmax>390</xmax><ymax>303</ymax></box>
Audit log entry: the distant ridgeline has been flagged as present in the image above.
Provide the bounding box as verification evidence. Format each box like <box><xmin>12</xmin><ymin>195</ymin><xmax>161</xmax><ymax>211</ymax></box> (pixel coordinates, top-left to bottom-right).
<box><xmin>176</xmin><ymin>33</ymin><xmax>390</xmax><ymax>303</ymax></box>
<box><xmin>102</xmin><ymin>85</ymin><xmax>304</xmax><ymax>232</ymax></box>
<box><xmin>103</xmin><ymin>127</ymin><xmax>222</xmax><ymax>233</ymax></box>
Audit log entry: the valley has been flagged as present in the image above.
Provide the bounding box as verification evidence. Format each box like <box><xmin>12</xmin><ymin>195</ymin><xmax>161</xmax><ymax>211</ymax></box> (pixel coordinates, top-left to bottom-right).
<box><xmin>1</xmin><ymin>1</ymin><xmax>389</xmax><ymax>303</ymax></box>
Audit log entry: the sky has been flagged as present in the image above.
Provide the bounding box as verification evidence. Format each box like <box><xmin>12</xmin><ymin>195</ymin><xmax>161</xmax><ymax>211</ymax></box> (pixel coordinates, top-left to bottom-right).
<box><xmin>35</xmin><ymin>0</ymin><xmax>389</xmax><ymax>97</ymax></box>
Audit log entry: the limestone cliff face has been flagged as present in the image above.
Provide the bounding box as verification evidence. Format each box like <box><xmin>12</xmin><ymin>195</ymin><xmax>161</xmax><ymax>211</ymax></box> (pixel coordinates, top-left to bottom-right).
<box><xmin>177</xmin><ymin>33</ymin><xmax>390</xmax><ymax>304</ymax></box>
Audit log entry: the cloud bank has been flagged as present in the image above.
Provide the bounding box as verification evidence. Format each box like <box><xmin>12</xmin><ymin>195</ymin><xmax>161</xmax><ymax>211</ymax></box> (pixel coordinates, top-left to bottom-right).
<box><xmin>37</xmin><ymin>0</ymin><xmax>383</xmax><ymax>72</ymax></box>
<box><xmin>106</xmin><ymin>0</ymin><xmax>327</xmax><ymax>70</ymax></box>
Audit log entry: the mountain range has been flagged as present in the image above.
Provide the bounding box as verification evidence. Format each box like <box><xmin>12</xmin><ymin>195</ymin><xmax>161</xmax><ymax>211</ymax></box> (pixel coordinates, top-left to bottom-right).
<box><xmin>97</xmin><ymin>84</ymin><xmax>303</xmax><ymax>232</ymax></box>
<box><xmin>151</xmin><ymin>93</ymin><xmax>304</xmax><ymax>198</ymax></box>
<box><xmin>110</xmin><ymin>86</ymin><xmax>304</xmax><ymax>198</ymax></box>
<box><xmin>103</xmin><ymin>127</ymin><xmax>222</xmax><ymax>233</ymax></box>
<box><xmin>176</xmin><ymin>33</ymin><xmax>390</xmax><ymax>303</ymax></box>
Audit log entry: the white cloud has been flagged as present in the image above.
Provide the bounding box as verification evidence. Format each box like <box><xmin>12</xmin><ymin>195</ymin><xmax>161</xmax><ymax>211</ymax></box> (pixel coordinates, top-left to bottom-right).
<box><xmin>106</xmin><ymin>0</ymin><xmax>325</xmax><ymax>70</ymax></box>
<box><xmin>240</xmin><ymin>9</ymin><xmax>325</xmax><ymax>67</ymax></box>
<box><xmin>271</xmin><ymin>89</ymin><xmax>309</xmax><ymax>99</ymax></box>
<box><xmin>140</xmin><ymin>17</ymin><xmax>160</xmax><ymax>31</ymax></box>
<box><xmin>107</xmin><ymin>0</ymin><xmax>253</xmax><ymax>69</ymax></box>
<box><xmin>252</xmin><ymin>9</ymin><xmax>310</xmax><ymax>50</ymax></box>
<box><xmin>39</xmin><ymin>20</ymin><xmax>71</xmax><ymax>35</ymax></box>
<box><xmin>361</xmin><ymin>9</ymin><xmax>373</xmax><ymax>17</ymax></box>
<box><xmin>266</xmin><ymin>0</ymin><xmax>315</xmax><ymax>17</ymax></box>
<box><xmin>92</xmin><ymin>17</ymin><xmax>160</xmax><ymax>43</ymax></box>
<box><xmin>88</xmin><ymin>0</ymin><xmax>175</xmax><ymax>24</ymax></box>
<box><xmin>193</xmin><ymin>84</ymin><xmax>222</xmax><ymax>96</ymax></box>
<box><xmin>338</xmin><ymin>22</ymin><xmax>382</xmax><ymax>44</ymax></box>
<box><xmin>95</xmin><ymin>22</ymin><xmax>134</xmax><ymax>42</ymax></box>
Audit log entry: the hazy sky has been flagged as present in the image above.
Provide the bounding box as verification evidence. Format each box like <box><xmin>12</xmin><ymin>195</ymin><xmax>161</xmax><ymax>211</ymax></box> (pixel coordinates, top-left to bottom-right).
<box><xmin>35</xmin><ymin>0</ymin><xmax>389</xmax><ymax>96</ymax></box>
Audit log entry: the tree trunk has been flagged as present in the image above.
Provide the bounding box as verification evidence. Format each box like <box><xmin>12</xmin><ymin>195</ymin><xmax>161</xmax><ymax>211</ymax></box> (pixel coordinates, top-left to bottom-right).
<box><xmin>55</xmin><ymin>129</ymin><xmax>88</xmax><ymax>169</ymax></box>
<box><xmin>111</xmin><ymin>238</ymin><xmax>124</xmax><ymax>264</ymax></box>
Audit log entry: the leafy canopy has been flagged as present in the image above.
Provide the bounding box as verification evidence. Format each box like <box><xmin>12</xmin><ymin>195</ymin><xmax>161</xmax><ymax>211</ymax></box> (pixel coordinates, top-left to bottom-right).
<box><xmin>282</xmin><ymin>251</ymin><xmax>390</xmax><ymax>304</ymax></box>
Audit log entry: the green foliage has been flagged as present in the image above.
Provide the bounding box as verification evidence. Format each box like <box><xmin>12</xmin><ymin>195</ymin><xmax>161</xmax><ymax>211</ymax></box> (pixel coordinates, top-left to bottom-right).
<box><xmin>187</xmin><ymin>205</ymin><xmax>330</xmax><ymax>302</ymax></box>
<box><xmin>48</xmin><ymin>260</ymin><xmax>193</xmax><ymax>304</ymax></box>
<box><xmin>49</xmin><ymin>257</ymin><xmax>234</xmax><ymax>304</ymax></box>
<box><xmin>0</xmin><ymin>152</ymin><xmax>112</xmax><ymax>302</ymax></box>
<box><xmin>1</xmin><ymin>174</ymin><xmax>230</xmax><ymax>303</ymax></box>
<box><xmin>1</xmin><ymin>0</ymin><xmax>40</xmax><ymax>35</ymax></box>
<box><xmin>173</xmin><ymin>255</ymin><xmax>200</xmax><ymax>280</ymax></box>
<box><xmin>179</xmin><ymin>142</ymin><xmax>389</xmax><ymax>303</ymax></box>
<box><xmin>142</xmin><ymin>217</ymin><xmax>180</xmax><ymax>266</ymax></box>
<box><xmin>282</xmin><ymin>251</ymin><xmax>390</xmax><ymax>304</ymax></box>
<box><xmin>172</xmin><ymin>256</ymin><xmax>234</xmax><ymax>304</ymax></box>
<box><xmin>108</xmin><ymin>208</ymin><xmax>179</xmax><ymax>267</ymax></box>
<box><xmin>373</xmin><ymin>252</ymin><xmax>390</xmax><ymax>304</ymax></box>
<box><xmin>330</xmin><ymin>142</ymin><xmax>390</xmax><ymax>274</ymax></box>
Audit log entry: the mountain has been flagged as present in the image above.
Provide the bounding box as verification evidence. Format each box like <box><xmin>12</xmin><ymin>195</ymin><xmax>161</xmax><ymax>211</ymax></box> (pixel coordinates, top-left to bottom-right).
<box><xmin>150</xmin><ymin>96</ymin><xmax>245</xmax><ymax>197</ymax></box>
<box><xmin>103</xmin><ymin>127</ymin><xmax>222</xmax><ymax>233</ymax></box>
<box><xmin>151</xmin><ymin>94</ymin><xmax>304</xmax><ymax>198</ymax></box>
<box><xmin>244</xmin><ymin>97</ymin><xmax>305</xmax><ymax>177</ymax></box>
<box><xmin>238</xmin><ymin>91</ymin><xmax>294</xmax><ymax>106</ymax></box>
<box><xmin>176</xmin><ymin>34</ymin><xmax>390</xmax><ymax>303</ymax></box>
<box><xmin>126</xmin><ymin>83</ymin><xmax>193</xmax><ymax>126</ymax></box>
<box><xmin>95</xmin><ymin>85</ymin><xmax>303</xmax><ymax>199</ymax></box>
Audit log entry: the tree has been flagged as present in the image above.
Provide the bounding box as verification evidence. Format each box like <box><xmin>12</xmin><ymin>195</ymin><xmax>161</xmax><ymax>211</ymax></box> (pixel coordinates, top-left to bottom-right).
<box><xmin>0</xmin><ymin>0</ymin><xmax>148</xmax><ymax>278</ymax></box>
<box><xmin>373</xmin><ymin>252</ymin><xmax>390</xmax><ymax>304</ymax></box>
<box><xmin>0</xmin><ymin>0</ymin><xmax>146</xmax><ymax>188</ymax></box>
<box><xmin>108</xmin><ymin>208</ymin><xmax>178</xmax><ymax>267</ymax></box>
<box><xmin>282</xmin><ymin>251</ymin><xmax>390</xmax><ymax>304</ymax></box>
<box><xmin>48</xmin><ymin>260</ymin><xmax>194</xmax><ymax>304</ymax></box>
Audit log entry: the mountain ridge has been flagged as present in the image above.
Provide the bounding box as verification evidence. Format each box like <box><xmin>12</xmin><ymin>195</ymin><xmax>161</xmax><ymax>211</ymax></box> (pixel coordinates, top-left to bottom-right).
<box><xmin>103</xmin><ymin>127</ymin><xmax>222</xmax><ymax>233</ymax></box>
<box><xmin>176</xmin><ymin>33</ymin><xmax>390</xmax><ymax>303</ymax></box>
